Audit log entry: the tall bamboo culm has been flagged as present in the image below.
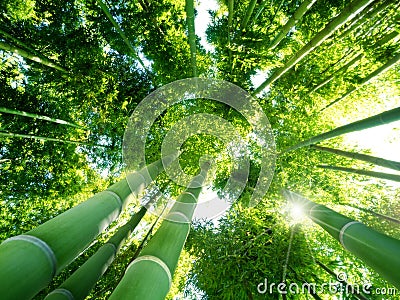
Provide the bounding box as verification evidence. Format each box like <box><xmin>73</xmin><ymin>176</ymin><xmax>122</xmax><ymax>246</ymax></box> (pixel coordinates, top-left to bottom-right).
<box><xmin>109</xmin><ymin>162</ymin><xmax>210</xmax><ymax>299</ymax></box>
<box><xmin>283</xmin><ymin>106</ymin><xmax>400</xmax><ymax>152</ymax></box>
<box><xmin>44</xmin><ymin>206</ymin><xmax>147</xmax><ymax>300</ymax></box>
<box><xmin>0</xmin><ymin>156</ymin><xmax>174</xmax><ymax>300</ymax></box>
<box><xmin>311</xmin><ymin>145</ymin><xmax>400</xmax><ymax>171</ymax></box>
<box><xmin>318</xmin><ymin>164</ymin><xmax>400</xmax><ymax>182</ymax></box>
<box><xmin>285</xmin><ymin>190</ymin><xmax>400</xmax><ymax>289</ymax></box>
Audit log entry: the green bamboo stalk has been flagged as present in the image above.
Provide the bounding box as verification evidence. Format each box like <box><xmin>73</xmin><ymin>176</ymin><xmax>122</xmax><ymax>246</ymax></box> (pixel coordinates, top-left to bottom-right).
<box><xmin>0</xmin><ymin>131</ymin><xmax>93</xmax><ymax>146</ymax></box>
<box><xmin>228</xmin><ymin>0</ymin><xmax>234</xmax><ymax>30</ymax></box>
<box><xmin>0</xmin><ymin>107</ymin><xmax>86</xmax><ymax>129</ymax></box>
<box><xmin>318</xmin><ymin>164</ymin><xmax>400</xmax><ymax>182</ymax></box>
<box><xmin>320</xmin><ymin>52</ymin><xmax>400</xmax><ymax>112</ymax></box>
<box><xmin>96</xmin><ymin>0</ymin><xmax>148</xmax><ymax>71</ymax></box>
<box><xmin>44</xmin><ymin>206</ymin><xmax>147</xmax><ymax>300</ymax></box>
<box><xmin>283</xmin><ymin>106</ymin><xmax>400</xmax><ymax>152</ymax></box>
<box><xmin>311</xmin><ymin>145</ymin><xmax>400</xmax><ymax>171</ymax></box>
<box><xmin>269</xmin><ymin>0</ymin><xmax>317</xmax><ymax>50</ymax></box>
<box><xmin>253</xmin><ymin>0</ymin><xmax>374</xmax><ymax>95</ymax></box>
<box><xmin>109</xmin><ymin>162</ymin><xmax>210</xmax><ymax>300</ymax></box>
<box><xmin>0</xmin><ymin>28</ymin><xmax>42</xmax><ymax>58</ymax></box>
<box><xmin>284</xmin><ymin>190</ymin><xmax>400</xmax><ymax>289</ymax></box>
<box><xmin>344</xmin><ymin>203</ymin><xmax>400</xmax><ymax>225</ymax></box>
<box><xmin>337</xmin><ymin>0</ymin><xmax>390</xmax><ymax>42</ymax></box>
<box><xmin>0</xmin><ymin>157</ymin><xmax>174</xmax><ymax>299</ymax></box>
<box><xmin>185</xmin><ymin>0</ymin><xmax>197</xmax><ymax>77</ymax></box>
<box><xmin>227</xmin><ymin>0</ymin><xmax>234</xmax><ymax>72</ymax></box>
<box><xmin>310</xmin><ymin>53</ymin><xmax>362</xmax><ymax>94</ymax></box>
<box><xmin>130</xmin><ymin>201</ymin><xmax>169</xmax><ymax>262</ymax></box>
<box><xmin>252</xmin><ymin>0</ymin><xmax>268</xmax><ymax>25</ymax></box>
<box><xmin>0</xmin><ymin>40</ymin><xmax>68</xmax><ymax>73</ymax></box>
<box><xmin>240</xmin><ymin>0</ymin><xmax>258</xmax><ymax>32</ymax></box>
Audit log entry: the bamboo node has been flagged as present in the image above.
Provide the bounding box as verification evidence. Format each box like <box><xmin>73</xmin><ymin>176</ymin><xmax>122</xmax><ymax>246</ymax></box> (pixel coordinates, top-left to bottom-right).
<box><xmin>46</xmin><ymin>288</ymin><xmax>74</xmax><ymax>300</ymax></box>
<box><xmin>126</xmin><ymin>255</ymin><xmax>172</xmax><ymax>288</ymax></box>
<box><xmin>133</xmin><ymin>171</ymin><xmax>147</xmax><ymax>185</ymax></box>
<box><xmin>181</xmin><ymin>191</ymin><xmax>197</xmax><ymax>201</ymax></box>
<box><xmin>103</xmin><ymin>190</ymin><xmax>123</xmax><ymax>213</ymax></box>
<box><xmin>3</xmin><ymin>234</ymin><xmax>57</xmax><ymax>277</ymax></box>
<box><xmin>339</xmin><ymin>221</ymin><xmax>361</xmax><ymax>250</ymax></box>
<box><xmin>165</xmin><ymin>212</ymin><xmax>190</xmax><ymax>223</ymax></box>
<box><xmin>309</xmin><ymin>204</ymin><xmax>323</xmax><ymax>216</ymax></box>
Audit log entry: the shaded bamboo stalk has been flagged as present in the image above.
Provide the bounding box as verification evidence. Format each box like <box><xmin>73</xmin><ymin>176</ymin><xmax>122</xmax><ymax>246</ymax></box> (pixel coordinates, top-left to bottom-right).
<box><xmin>344</xmin><ymin>203</ymin><xmax>400</xmax><ymax>225</ymax></box>
<box><xmin>0</xmin><ymin>156</ymin><xmax>175</xmax><ymax>299</ymax></box>
<box><xmin>45</xmin><ymin>206</ymin><xmax>148</xmax><ymax>300</ymax></box>
<box><xmin>284</xmin><ymin>189</ymin><xmax>400</xmax><ymax>289</ymax></box>
<box><xmin>0</xmin><ymin>107</ymin><xmax>86</xmax><ymax>129</ymax></box>
<box><xmin>0</xmin><ymin>131</ymin><xmax>92</xmax><ymax>146</ymax></box>
<box><xmin>310</xmin><ymin>53</ymin><xmax>362</xmax><ymax>94</ymax></box>
<box><xmin>254</xmin><ymin>0</ymin><xmax>374</xmax><ymax>94</ymax></box>
<box><xmin>269</xmin><ymin>0</ymin><xmax>317</xmax><ymax>50</ymax></box>
<box><xmin>318</xmin><ymin>164</ymin><xmax>400</xmax><ymax>182</ymax></box>
<box><xmin>320</xmin><ymin>52</ymin><xmax>400</xmax><ymax>112</ymax></box>
<box><xmin>96</xmin><ymin>0</ymin><xmax>148</xmax><ymax>71</ymax></box>
<box><xmin>0</xmin><ymin>28</ymin><xmax>43</xmax><ymax>58</ymax></box>
<box><xmin>109</xmin><ymin>162</ymin><xmax>210</xmax><ymax>299</ymax></box>
<box><xmin>89</xmin><ymin>207</ymin><xmax>166</xmax><ymax>300</ymax></box>
<box><xmin>0</xmin><ymin>40</ymin><xmax>68</xmax><ymax>73</ymax></box>
<box><xmin>185</xmin><ymin>0</ymin><xmax>197</xmax><ymax>77</ymax></box>
<box><xmin>240</xmin><ymin>0</ymin><xmax>258</xmax><ymax>32</ymax></box>
<box><xmin>337</xmin><ymin>0</ymin><xmax>389</xmax><ymax>42</ymax></box>
<box><xmin>311</xmin><ymin>144</ymin><xmax>400</xmax><ymax>171</ymax></box>
<box><xmin>283</xmin><ymin>106</ymin><xmax>400</xmax><ymax>152</ymax></box>
<box><xmin>313</xmin><ymin>30</ymin><xmax>398</xmax><ymax>94</ymax></box>
<box><xmin>227</xmin><ymin>0</ymin><xmax>234</xmax><ymax>68</ymax></box>
<box><xmin>252</xmin><ymin>0</ymin><xmax>268</xmax><ymax>25</ymax></box>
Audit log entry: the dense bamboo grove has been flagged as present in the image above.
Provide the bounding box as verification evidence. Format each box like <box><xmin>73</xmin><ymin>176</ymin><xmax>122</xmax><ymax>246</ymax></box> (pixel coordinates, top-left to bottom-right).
<box><xmin>0</xmin><ymin>0</ymin><xmax>399</xmax><ymax>299</ymax></box>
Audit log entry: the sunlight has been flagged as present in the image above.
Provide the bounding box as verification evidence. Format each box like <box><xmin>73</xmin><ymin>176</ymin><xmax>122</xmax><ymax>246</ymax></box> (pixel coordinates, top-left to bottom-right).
<box><xmin>290</xmin><ymin>203</ymin><xmax>305</xmax><ymax>223</ymax></box>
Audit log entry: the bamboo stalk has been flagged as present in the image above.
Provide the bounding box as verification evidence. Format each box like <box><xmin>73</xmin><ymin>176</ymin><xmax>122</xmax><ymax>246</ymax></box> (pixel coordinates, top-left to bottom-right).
<box><xmin>0</xmin><ymin>131</ymin><xmax>92</xmax><ymax>146</ymax></box>
<box><xmin>45</xmin><ymin>207</ymin><xmax>148</xmax><ymax>300</ymax></box>
<box><xmin>318</xmin><ymin>164</ymin><xmax>400</xmax><ymax>182</ymax></box>
<box><xmin>0</xmin><ymin>41</ymin><xmax>68</xmax><ymax>73</ymax></box>
<box><xmin>0</xmin><ymin>107</ymin><xmax>86</xmax><ymax>129</ymax></box>
<box><xmin>283</xmin><ymin>106</ymin><xmax>400</xmax><ymax>152</ymax></box>
<box><xmin>337</xmin><ymin>0</ymin><xmax>391</xmax><ymax>42</ymax></box>
<box><xmin>0</xmin><ymin>28</ymin><xmax>42</xmax><ymax>58</ymax></box>
<box><xmin>311</xmin><ymin>145</ymin><xmax>400</xmax><ymax>171</ymax></box>
<box><xmin>312</xmin><ymin>29</ymin><xmax>398</xmax><ymax>94</ymax></box>
<box><xmin>252</xmin><ymin>0</ymin><xmax>268</xmax><ymax>25</ymax></box>
<box><xmin>109</xmin><ymin>162</ymin><xmax>210</xmax><ymax>299</ymax></box>
<box><xmin>320</xmin><ymin>52</ymin><xmax>400</xmax><ymax>112</ymax></box>
<box><xmin>0</xmin><ymin>157</ymin><xmax>175</xmax><ymax>299</ymax></box>
<box><xmin>284</xmin><ymin>190</ymin><xmax>400</xmax><ymax>289</ymax></box>
<box><xmin>96</xmin><ymin>0</ymin><xmax>148</xmax><ymax>72</ymax></box>
<box><xmin>310</xmin><ymin>53</ymin><xmax>362</xmax><ymax>94</ymax></box>
<box><xmin>269</xmin><ymin>0</ymin><xmax>317</xmax><ymax>50</ymax></box>
<box><xmin>344</xmin><ymin>204</ymin><xmax>400</xmax><ymax>225</ymax></box>
<box><xmin>240</xmin><ymin>0</ymin><xmax>258</xmax><ymax>32</ymax></box>
<box><xmin>253</xmin><ymin>0</ymin><xmax>374</xmax><ymax>95</ymax></box>
<box><xmin>185</xmin><ymin>0</ymin><xmax>197</xmax><ymax>77</ymax></box>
